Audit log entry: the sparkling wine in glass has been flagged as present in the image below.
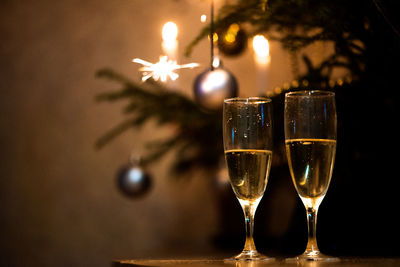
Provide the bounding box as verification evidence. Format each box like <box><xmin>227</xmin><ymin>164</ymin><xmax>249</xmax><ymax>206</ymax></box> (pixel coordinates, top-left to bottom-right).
<box><xmin>284</xmin><ymin>90</ymin><xmax>339</xmax><ymax>262</ymax></box>
<box><xmin>223</xmin><ymin>97</ymin><xmax>274</xmax><ymax>261</ymax></box>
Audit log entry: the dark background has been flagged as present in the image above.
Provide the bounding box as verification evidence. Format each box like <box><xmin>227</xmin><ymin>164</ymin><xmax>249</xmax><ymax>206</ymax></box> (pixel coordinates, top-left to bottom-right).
<box><xmin>1</xmin><ymin>0</ymin><xmax>399</xmax><ymax>266</ymax></box>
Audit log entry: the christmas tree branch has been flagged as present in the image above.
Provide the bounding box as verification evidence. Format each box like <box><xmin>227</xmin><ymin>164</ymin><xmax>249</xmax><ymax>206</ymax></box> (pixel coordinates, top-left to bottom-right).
<box><xmin>185</xmin><ymin>0</ymin><xmax>370</xmax><ymax>82</ymax></box>
<box><xmin>95</xmin><ymin>118</ymin><xmax>138</xmax><ymax>149</ymax></box>
<box><xmin>95</xmin><ymin>68</ymin><xmax>223</xmax><ymax>174</ymax></box>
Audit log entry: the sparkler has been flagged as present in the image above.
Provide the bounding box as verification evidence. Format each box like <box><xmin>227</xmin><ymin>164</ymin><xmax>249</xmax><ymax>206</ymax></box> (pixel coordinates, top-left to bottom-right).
<box><xmin>133</xmin><ymin>56</ymin><xmax>199</xmax><ymax>82</ymax></box>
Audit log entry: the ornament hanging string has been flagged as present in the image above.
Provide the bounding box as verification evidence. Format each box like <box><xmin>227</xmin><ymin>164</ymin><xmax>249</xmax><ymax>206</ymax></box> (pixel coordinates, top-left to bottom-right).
<box><xmin>193</xmin><ymin>0</ymin><xmax>238</xmax><ymax>111</ymax></box>
<box><xmin>210</xmin><ymin>0</ymin><xmax>215</xmax><ymax>70</ymax></box>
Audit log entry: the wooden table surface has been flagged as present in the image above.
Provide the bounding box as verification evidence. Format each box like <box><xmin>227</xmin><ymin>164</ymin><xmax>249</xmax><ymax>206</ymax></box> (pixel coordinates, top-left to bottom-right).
<box><xmin>112</xmin><ymin>258</ymin><xmax>400</xmax><ymax>267</ymax></box>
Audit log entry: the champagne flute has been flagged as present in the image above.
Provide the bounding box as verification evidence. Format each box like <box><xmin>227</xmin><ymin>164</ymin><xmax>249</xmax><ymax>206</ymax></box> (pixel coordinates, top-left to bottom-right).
<box><xmin>284</xmin><ymin>90</ymin><xmax>338</xmax><ymax>261</ymax></box>
<box><xmin>223</xmin><ymin>97</ymin><xmax>274</xmax><ymax>261</ymax></box>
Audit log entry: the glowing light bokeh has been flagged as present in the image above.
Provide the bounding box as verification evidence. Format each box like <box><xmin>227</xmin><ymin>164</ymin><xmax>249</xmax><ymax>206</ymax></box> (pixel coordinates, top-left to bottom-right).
<box><xmin>252</xmin><ymin>35</ymin><xmax>270</xmax><ymax>65</ymax></box>
<box><xmin>162</xmin><ymin>21</ymin><xmax>178</xmax><ymax>42</ymax></box>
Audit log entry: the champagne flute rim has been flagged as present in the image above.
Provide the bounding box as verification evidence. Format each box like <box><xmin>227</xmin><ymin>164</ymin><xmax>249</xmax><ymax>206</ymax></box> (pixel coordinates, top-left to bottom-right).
<box><xmin>224</xmin><ymin>96</ymin><xmax>272</xmax><ymax>104</ymax></box>
<box><xmin>285</xmin><ymin>90</ymin><xmax>335</xmax><ymax>97</ymax></box>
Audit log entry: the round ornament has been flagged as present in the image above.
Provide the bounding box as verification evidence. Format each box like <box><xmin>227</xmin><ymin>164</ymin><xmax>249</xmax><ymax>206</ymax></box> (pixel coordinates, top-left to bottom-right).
<box><xmin>217</xmin><ymin>23</ymin><xmax>248</xmax><ymax>57</ymax></box>
<box><xmin>193</xmin><ymin>67</ymin><xmax>238</xmax><ymax>111</ymax></box>
<box><xmin>117</xmin><ymin>164</ymin><xmax>152</xmax><ymax>198</ymax></box>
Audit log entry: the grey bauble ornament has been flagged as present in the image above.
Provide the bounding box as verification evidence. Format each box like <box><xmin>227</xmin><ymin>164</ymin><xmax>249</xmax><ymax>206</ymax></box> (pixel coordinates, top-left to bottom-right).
<box><xmin>117</xmin><ymin>165</ymin><xmax>152</xmax><ymax>198</ymax></box>
<box><xmin>193</xmin><ymin>67</ymin><xmax>238</xmax><ymax>111</ymax></box>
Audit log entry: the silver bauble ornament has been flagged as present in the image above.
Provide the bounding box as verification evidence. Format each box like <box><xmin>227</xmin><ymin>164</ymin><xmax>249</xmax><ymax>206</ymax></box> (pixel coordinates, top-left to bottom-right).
<box><xmin>193</xmin><ymin>67</ymin><xmax>238</xmax><ymax>111</ymax></box>
<box><xmin>117</xmin><ymin>165</ymin><xmax>152</xmax><ymax>198</ymax></box>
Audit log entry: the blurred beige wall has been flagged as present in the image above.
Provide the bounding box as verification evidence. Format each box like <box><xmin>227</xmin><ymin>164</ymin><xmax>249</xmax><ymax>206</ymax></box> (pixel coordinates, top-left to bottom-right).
<box><xmin>0</xmin><ymin>1</ymin><xmax>296</xmax><ymax>266</ymax></box>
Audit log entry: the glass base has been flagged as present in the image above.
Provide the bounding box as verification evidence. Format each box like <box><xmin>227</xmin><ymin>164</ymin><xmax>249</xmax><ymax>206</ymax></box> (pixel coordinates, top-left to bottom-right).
<box><xmin>224</xmin><ymin>250</ymin><xmax>275</xmax><ymax>262</ymax></box>
<box><xmin>286</xmin><ymin>251</ymin><xmax>340</xmax><ymax>262</ymax></box>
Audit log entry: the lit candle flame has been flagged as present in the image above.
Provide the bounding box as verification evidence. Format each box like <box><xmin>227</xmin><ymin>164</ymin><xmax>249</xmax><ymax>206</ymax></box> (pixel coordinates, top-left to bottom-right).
<box><xmin>162</xmin><ymin>21</ymin><xmax>178</xmax><ymax>41</ymax></box>
<box><xmin>253</xmin><ymin>35</ymin><xmax>270</xmax><ymax>65</ymax></box>
<box><xmin>162</xmin><ymin>22</ymin><xmax>178</xmax><ymax>52</ymax></box>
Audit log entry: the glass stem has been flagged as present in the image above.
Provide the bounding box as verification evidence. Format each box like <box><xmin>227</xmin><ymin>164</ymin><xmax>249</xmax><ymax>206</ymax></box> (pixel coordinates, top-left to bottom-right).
<box><xmin>241</xmin><ymin>202</ymin><xmax>258</xmax><ymax>253</ymax></box>
<box><xmin>305</xmin><ymin>207</ymin><xmax>319</xmax><ymax>255</ymax></box>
